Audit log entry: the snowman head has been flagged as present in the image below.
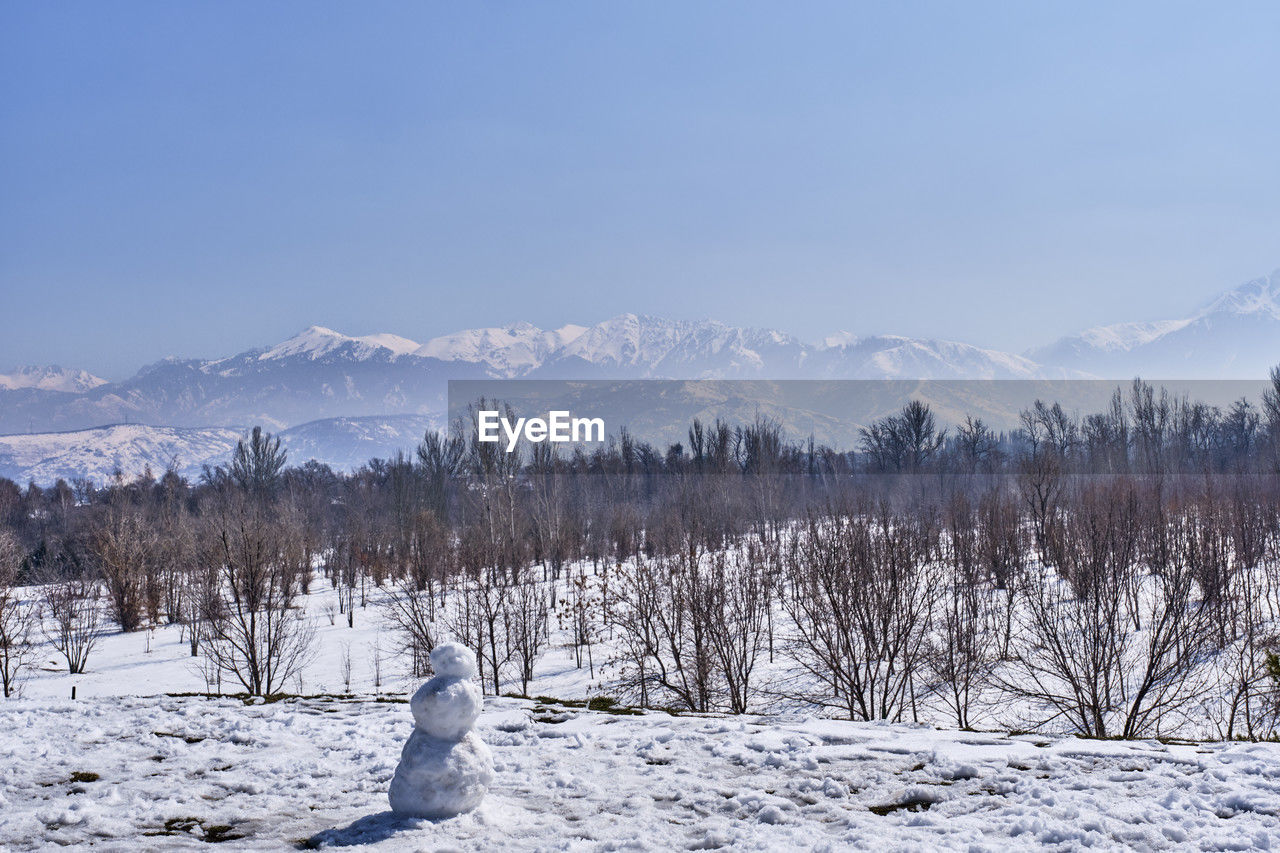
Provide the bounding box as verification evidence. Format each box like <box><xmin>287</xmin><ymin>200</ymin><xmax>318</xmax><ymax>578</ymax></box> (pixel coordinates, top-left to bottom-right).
<box><xmin>430</xmin><ymin>642</ymin><xmax>478</xmax><ymax>680</ymax></box>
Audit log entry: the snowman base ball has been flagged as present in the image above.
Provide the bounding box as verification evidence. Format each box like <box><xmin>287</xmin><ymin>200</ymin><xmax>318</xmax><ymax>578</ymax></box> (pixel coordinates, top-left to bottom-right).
<box><xmin>388</xmin><ymin>729</ymin><xmax>494</xmax><ymax>819</ymax></box>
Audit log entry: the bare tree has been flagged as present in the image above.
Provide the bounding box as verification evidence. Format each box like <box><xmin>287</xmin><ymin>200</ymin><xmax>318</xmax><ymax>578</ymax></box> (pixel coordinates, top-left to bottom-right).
<box><xmin>860</xmin><ymin>401</ymin><xmax>946</xmax><ymax>473</ymax></box>
<box><xmin>0</xmin><ymin>531</ymin><xmax>37</xmax><ymax>696</ymax></box>
<box><xmin>612</xmin><ymin>556</ymin><xmax>666</xmax><ymax>709</ymax></box>
<box><xmin>380</xmin><ymin>574</ymin><xmax>440</xmax><ymax>679</ymax></box>
<box><xmin>447</xmin><ymin>558</ymin><xmax>512</xmax><ymax>695</ymax></box>
<box><xmin>703</xmin><ymin>546</ymin><xmax>770</xmax><ymax>714</ymax></box>
<box><xmin>155</xmin><ymin>506</ymin><xmax>195</xmax><ymax>625</ymax></box>
<box><xmin>506</xmin><ymin>565</ymin><xmax>550</xmax><ymax>696</ymax></box>
<box><xmin>1213</xmin><ymin>563</ymin><xmax>1280</xmax><ymax>740</ymax></box>
<box><xmin>928</xmin><ymin>497</ymin><xmax>999</xmax><ymax>728</ymax></box>
<box><xmin>201</xmin><ymin>489</ymin><xmax>316</xmax><ymax>696</ymax></box>
<box><xmin>339</xmin><ymin>643</ymin><xmax>353</xmax><ymax>694</ymax></box>
<box><xmin>651</xmin><ymin>551</ymin><xmax>717</xmax><ymax>713</ymax></box>
<box><xmin>560</xmin><ymin>563</ymin><xmax>600</xmax><ymax>677</ymax></box>
<box><xmin>1262</xmin><ymin>366</ymin><xmax>1280</xmax><ymax>472</ymax></box>
<box><xmin>952</xmin><ymin>416</ymin><xmax>1000</xmax><ymax>474</ymax></box>
<box><xmin>977</xmin><ymin>487</ymin><xmax>1026</xmax><ymax>657</ymax></box>
<box><xmin>179</xmin><ymin>561</ymin><xmax>219</xmax><ymax>657</ymax></box>
<box><xmin>93</xmin><ymin>502</ymin><xmax>155</xmax><ymax>632</ymax></box>
<box><xmin>1017</xmin><ymin>449</ymin><xmax>1063</xmax><ymax>562</ymax></box>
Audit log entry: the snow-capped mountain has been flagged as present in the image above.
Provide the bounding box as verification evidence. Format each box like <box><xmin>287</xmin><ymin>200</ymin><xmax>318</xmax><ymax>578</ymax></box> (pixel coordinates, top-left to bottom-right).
<box><xmin>413</xmin><ymin>314</ymin><xmax>1045</xmax><ymax>380</ymax></box>
<box><xmin>0</xmin><ymin>365</ymin><xmax>107</xmax><ymax>393</ymax></box>
<box><xmin>272</xmin><ymin>414</ymin><xmax>440</xmax><ymax>472</ymax></box>
<box><xmin>1029</xmin><ymin>270</ymin><xmax>1280</xmax><ymax>378</ymax></box>
<box><xmin>537</xmin><ymin>315</ymin><xmax>809</xmax><ymax>378</ymax></box>
<box><xmin>415</xmin><ymin>322</ymin><xmax>588</xmax><ymax>375</ymax></box>
<box><xmin>256</xmin><ymin>326</ymin><xmax>422</xmax><ymax>362</ymax></box>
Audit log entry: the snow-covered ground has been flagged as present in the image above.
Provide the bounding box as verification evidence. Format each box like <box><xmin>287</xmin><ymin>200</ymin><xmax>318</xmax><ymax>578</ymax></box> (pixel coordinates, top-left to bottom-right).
<box><xmin>7</xmin><ymin>575</ymin><xmax>1280</xmax><ymax>849</ymax></box>
<box><xmin>2</xmin><ymin>693</ymin><xmax>1279</xmax><ymax>850</ymax></box>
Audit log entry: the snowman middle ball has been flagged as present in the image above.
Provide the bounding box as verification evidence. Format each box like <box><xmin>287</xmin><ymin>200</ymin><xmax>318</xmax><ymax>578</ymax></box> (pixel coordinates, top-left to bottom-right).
<box><xmin>411</xmin><ymin>674</ymin><xmax>484</xmax><ymax>741</ymax></box>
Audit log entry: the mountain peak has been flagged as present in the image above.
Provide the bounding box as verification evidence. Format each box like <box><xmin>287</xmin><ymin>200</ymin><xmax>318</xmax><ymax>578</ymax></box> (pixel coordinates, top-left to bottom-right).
<box><xmin>260</xmin><ymin>326</ymin><xmax>421</xmax><ymax>361</ymax></box>
<box><xmin>1196</xmin><ymin>270</ymin><xmax>1280</xmax><ymax>320</ymax></box>
<box><xmin>1028</xmin><ymin>268</ymin><xmax>1280</xmax><ymax>377</ymax></box>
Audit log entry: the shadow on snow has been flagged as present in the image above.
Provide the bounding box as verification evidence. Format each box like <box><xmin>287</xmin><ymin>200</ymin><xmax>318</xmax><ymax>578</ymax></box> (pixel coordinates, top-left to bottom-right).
<box><xmin>304</xmin><ymin>811</ymin><xmax>430</xmax><ymax>848</ymax></box>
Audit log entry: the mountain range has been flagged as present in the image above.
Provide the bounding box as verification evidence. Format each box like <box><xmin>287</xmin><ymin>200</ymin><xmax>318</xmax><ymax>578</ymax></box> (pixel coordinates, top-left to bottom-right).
<box><xmin>2</xmin><ymin>269</ymin><xmax>1278</xmax><ymax>484</ymax></box>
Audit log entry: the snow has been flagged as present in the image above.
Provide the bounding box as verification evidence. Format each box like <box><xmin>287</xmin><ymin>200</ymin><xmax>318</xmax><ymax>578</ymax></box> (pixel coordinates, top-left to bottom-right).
<box><xmin>1199</xmin><ymin>269</ymin><xmax>1280</xmax><ymax>320</ymax></box>
<box><xmin>0</xmin><ymin>365</ymin><xmax>108</xmax><ymax>393</ymax></box>
<box><xmin>820</xmin><ymin>331</ymin><xmax>861</xmax><ymax>349</ymax></box>
<box><xmin>408</xmin><ymin>644</ymin><xmax>484</xmax><ymax>741</ymax></box>
<box><xmin>416</xmin><ymin>315</ymin><xmax>800</xmax><ymax>377</ymax></box>
<box><xmin>415</xmin><ymin>322</ymin><xmax>588</xmax><ymax>376</ymax></box>
<box><xmin>4</xmin><ymin>571</ymin><xmax>1280</xmax><ymax>848</ymax></box>
<box><xmin>556</xmin><ymin>315</ymin><xmax>799</xmax><ymax>375</ymax></box>
<box><xmin>2</xmin><ymin>694</ymin><xmax>1278</xmax><ymax>850</ymax></box>
<box><xmin>258</xmin><ymin>326</ymin><xmax>422</xmax><ymax>362</ymax></box>
<box><xmin>0</xmin><ymin>424</ymin><xmax>243</xmax><ymax>485</ymax></box>
<box><xmin>557</xmin><ymin>313</ymin><xmax>675</xmax><ymax>367</ymax></box>
<box><xmin>388</xmin><ymin>728</ymin><xmax>493</xmax><ymax>820</ymax></box>
<box><xmin>411</xmin><ymin>314</ymin><xmax>1052</xmax><ymax>380</ymax></box>
<box><xmin>821</xmin><ymin>334</ymin><xmax>1047</xmax><ymax>379</ymax></box>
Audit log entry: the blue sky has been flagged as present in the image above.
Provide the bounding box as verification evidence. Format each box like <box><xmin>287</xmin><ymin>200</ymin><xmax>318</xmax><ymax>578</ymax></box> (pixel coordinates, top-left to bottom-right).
<box><xmin>3</xmin><ymin>2</ymin><xmax>1279</xmax><ymax>378</ymax></box>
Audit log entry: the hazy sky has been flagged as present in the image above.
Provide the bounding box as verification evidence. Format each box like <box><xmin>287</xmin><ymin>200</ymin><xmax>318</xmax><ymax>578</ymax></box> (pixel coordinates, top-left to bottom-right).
<box><xmin>3</xmin><ymin>2</ymin><xmax>1280</xmax><ymax>378</ymax></box>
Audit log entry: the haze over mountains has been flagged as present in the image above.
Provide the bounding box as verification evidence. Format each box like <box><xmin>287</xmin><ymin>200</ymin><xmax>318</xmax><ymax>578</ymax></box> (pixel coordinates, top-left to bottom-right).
<box><xmin>0</xmin><ymin>315</ymin><xmax>1058</xmax><ymax>437</ymax></box>
<box><xmin>1029</xmin><ymin>270</ymin><xmax>1280</xmax><ymax>377</ymax></box>
<box><xmin>2</xmin><ymin>269</ymin><xmax>1278</xmax><ymax>484</ymax></box>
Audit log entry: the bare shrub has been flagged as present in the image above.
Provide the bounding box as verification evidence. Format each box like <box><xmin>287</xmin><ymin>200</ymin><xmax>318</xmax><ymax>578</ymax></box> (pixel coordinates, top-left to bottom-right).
<box><xmin>786</xmin><ymin>505</ymin><xmax>936</xmax><ymax>722</ymax></box>
<box><xmin>1004</xmin><ymin>485</ymin><xmax>1216</xmax><ymax>738</ymax></box>
<box><xmin>43</xmin><ymin>575</ymin><xmax>103</xmax><ymax>675</ymax></box>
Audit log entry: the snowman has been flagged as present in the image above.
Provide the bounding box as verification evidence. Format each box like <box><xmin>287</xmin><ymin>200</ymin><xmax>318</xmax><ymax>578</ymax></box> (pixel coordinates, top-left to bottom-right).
<box><xmin>388</xmin><ymin>642</ymin><xmax>494</xmax><ymax>819</ymax></box>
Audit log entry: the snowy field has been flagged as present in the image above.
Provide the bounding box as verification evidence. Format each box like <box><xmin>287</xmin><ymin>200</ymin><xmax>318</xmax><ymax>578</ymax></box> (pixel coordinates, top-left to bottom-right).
<box><xmin>2</xmin><ymin>693</ymin><xmax>1279</xmax><ymax>851</ymax></box>
<box><xmin>5</xmin><ymin>578</ymin><xmax>1280</xmax><ymax>849</ymax></box>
